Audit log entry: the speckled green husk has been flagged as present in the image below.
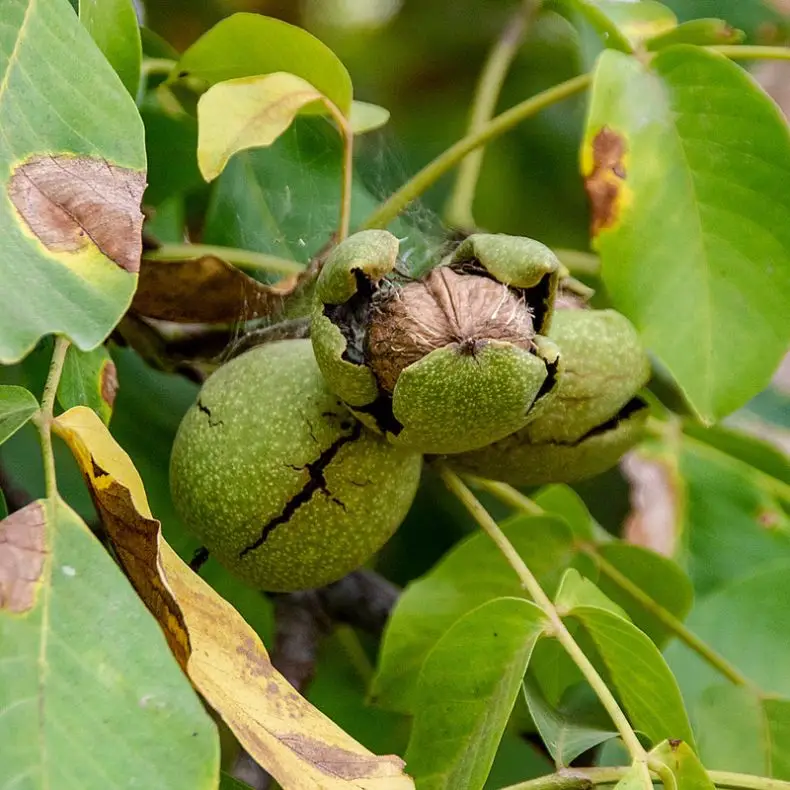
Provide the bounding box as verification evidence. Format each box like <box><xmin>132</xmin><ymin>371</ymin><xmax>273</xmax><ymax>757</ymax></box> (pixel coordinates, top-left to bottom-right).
<box><xmin>312</xmin><ymin>230</ymin><xmax>563</xmax><ymax>455</ymax></box>
<box><xmin>170</xmin><ymin>340</ymin><xmax>422</xmax><ymax>592</ymax></box>
<box><xmin>450</xmin><ymin>309</ymin><xmax>650</xmax><ymax>485</ymax></box>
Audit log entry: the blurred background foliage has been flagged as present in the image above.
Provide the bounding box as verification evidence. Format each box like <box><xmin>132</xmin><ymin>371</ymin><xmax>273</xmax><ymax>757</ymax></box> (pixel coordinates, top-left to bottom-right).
<box><xmin>3</xmin><ymin>0</ymin><xmax>790</xmax><ymax>781</ymax></box>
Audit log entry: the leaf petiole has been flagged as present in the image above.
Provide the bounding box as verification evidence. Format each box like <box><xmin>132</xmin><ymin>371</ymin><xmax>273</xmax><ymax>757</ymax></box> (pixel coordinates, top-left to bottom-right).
<box><xmin>445</xmin><ymin>0</ymin><xmax>540</xmax><ymax>229</ymax></box>
<box><xmin>500</xmin><ymin>767</ymin><xmax>790</xmax><ymax>790</ymax></box>
<box><xmin>33</xmin><ymin>337</ymin><xmax>70</xmax><ymax>500</ymax></box>
<box><xmin>362</xmin><ymin>73</ymin><xmax>592</xmax><ymax>230</ymax></box>
<box><xmin>436</xmin><ymin>463</ymin><xmax>651</xmax><ymax>779</ymax></box>
<box><xmin>475</xmin><ymin>477</ymin><xmax>754</xmax><ymax>689</ymax></box>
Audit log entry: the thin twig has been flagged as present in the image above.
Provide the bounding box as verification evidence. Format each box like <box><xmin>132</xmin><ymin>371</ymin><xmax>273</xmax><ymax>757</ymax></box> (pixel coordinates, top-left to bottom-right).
<box><xmin>475</xmin><ymin>477</ymin><xmax>754</xmax><ymax>689</ymax></box>
<box><xmin>361</xmin><ymin>73</ymin><xmax>591</xmax><ymax>230</ymax></box>
<box><xmin>436</xmin><ymin>464</ymin><xmax>650</xmax><ymax>776</ymax></box>
<box><xmin>445</xmin><ymin>0</ymin><xmax>540</xmax><ymax>228</ymax></box>
<box><xmin>500</xmin><ymin>767</ymin><xmax>790</xmax><ymax>790</ymax></box>
<box><xmin>33</xmin><ymin>337</ymin><xmax>70</xmax><ymax>500</ymax></box>
<box><xmin>323</xmin><ymin>101</ymin><xmax>354</xmax><ymax>241</ymax></box>
<box><xmin>709</xmin><ymin>45</ymin><xmax>790</xmax><ymax>61</ymax></box>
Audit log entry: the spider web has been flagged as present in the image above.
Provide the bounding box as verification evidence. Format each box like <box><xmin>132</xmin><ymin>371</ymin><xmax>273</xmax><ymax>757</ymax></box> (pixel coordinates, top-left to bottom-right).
<box><xmin>199</xmin><ymin>116</ymin><xmax>448</xmax><ymax>354</ymax></box>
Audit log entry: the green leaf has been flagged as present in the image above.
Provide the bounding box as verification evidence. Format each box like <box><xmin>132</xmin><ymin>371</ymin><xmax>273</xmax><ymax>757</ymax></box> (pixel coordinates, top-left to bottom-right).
<box><xmin>533</xmin><ymin>484</ymin><xmax>598</xmax><ymax>540</ymax></box>
<box><xmin>650</xmin><ymin>739</ymin><xmax>715</xmax><ymax>790</ymax></box>
<box><xmin>174</xmin><ymin>13</ymin><xmax>353</xmax><ymax>115</ymax></box>
<box><xmin>57</xmin><ymin>344</ymin><xmax>117</xmax><ymax>425</ymax></box>
<box><xmin>0</xmin><ymin>500</ymin><xmax>219</xmax><ymax>789</ymax></box>
<box><xmin>0</xmin><ymin>385</ymin><xmax>38</xmax><ymax>446</ymax></box>
<box><xmin>522</xmin><ymin>675</ymin><xmax>618</xmax><ymax>766</ymax></box>
<box><xmin>666</xmin><ymin>563</ymin><xmax>790</xmax><ymax>700</ymax></box>
<box><xmin>203</xmin><ymin>120</ymin><xmax>380</xmax><ymax>265</ymax></box>
<box><xmin>614</xmin><ymin>762</ymin><xmax>653</xmax><ymax>790</ymax></box>
<box><xmin>646</xmin><ymin>18</ymin><xmax>744</xmax><ymax>50</ymax></box>
<box><xmin>197</xmin><ymin>72</ymin><xmax>334</xmax><ymax>182</ymax></box>
<box><xmin>404</xmin><ymin>597</ymin><xmax>547</xmax><ymax>790</ymax></box>
<box><xmin>555</xmin><ymin>567</ymin><xmax>629</xmax><ymax>618</ymax></box>
<box><xmin>584</xmin><ymin>46</ymin><xmax>790</xmax><ymax>421</ymax></box>
<box><xmin>140</xmin><ymin>93</ymin><xmax>202</xmax><ymax>206</ymax></box>
<box><xmin>0</xmin><ymin>490</ymin><xmax>6</xmax><ymax>520</ymax></box>
<box><xmin>693</xmin><ymin>685</ymin><xmax>790</xmax><ymax>776</ymax></box>
<box><xmin>78</xmin><ymin>0</ymin><xmax>142</xmax><ymax>97</ymax></box>
<box><xmin>661</xmin><ymin>0</ymin><xmax>789</xmax><ymax>42</ymax></box>
<box><xmin>563</xmin><ymin>0</ymin><xmax>677</xmax><ymax>52</ymax></box>
<box><xmin>0</xmin><ymin>0</ymin><xmax>146</xmax><ymax>364</ymax></box>
<box><xmin>568</xmin><ymin>605</ymin><xmax>695</xmax><ymax>748</ymax></box>
<box><xmin>683</xmin><ymin>421</ymin><xmax>790</xmax><ymax>486</ymax></box>
<box><xmin>372</xmin><ymin>514</ymin><xmax>575</xmax><ymax>713</ymax></box>
<box><xmin>592</xmin><ymin>543</ymin><xmax>694</xmax><ymax>647</ymax></box>
<box><xmin>350</xmin><ymin>100</ymin><xmax>391</xmax><ymax>134</ymax></box>
<box><xmin>680</xmin><ymin>436</ymin><xmax>790</xmax><ymax>595</ymax></box>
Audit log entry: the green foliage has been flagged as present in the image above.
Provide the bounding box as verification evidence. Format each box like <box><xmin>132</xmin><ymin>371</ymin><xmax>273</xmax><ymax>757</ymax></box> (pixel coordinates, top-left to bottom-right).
<box><xmin>0</xmin><ymin>385</ymin><xmax>38</xmax><ymax>446</ymax></box>
<box><xmin>78</xmin><ymin>0</ymin><xmax>142</xmax><ymax>96</ymax></box>
<box><xmin>404</xmin><ymin>598</ymin><xmax>546</xmax><ymax>789</ymax></box>
<box><xmin>372</xmin><ymin>514</ymin><xmax>575</xmax><ymax>712</ymax></box>
<box><xmin>0</xmin><ymin>0</ymin><xmax>145</xmax><ymax>364</ymax></box>
<box><xmin>4</xmin><ymin>1</ymin><xmax>790</xmax><ymax>789</ymax></box>
<box><xmin>585</xmin><ymin>46</ymin><xmax>790</xmax><ymax>422</ymax></box>
<box><xmin>173</xmin><ymin>13</ymin><xmax>353</xmax><ymax>113</ymax></box>
<box><xmin>57</xmin><ymin>344</ymin><xmax>116</xmax><ymax>425</ymax></box>
<box><xmin>0</xmin><ymin>500</ymin><xmax>219</xmax><ymax>789</ymax></box>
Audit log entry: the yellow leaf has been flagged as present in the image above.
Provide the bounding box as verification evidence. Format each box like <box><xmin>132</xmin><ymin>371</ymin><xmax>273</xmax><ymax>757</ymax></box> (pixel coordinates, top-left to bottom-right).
<box><xmin>197</xmin><ymin>72</ymin><xmax>330</xmax><ymax>181</ymax></box>
<box><xmin>54</xmin><ymin>406</ymin><xmax>414</xmax><ymax>790</ymax></box>
<box><xmin>349</xmin><ymin>101</ymin><xmax>390</xmax><ymax>135</ymax></box>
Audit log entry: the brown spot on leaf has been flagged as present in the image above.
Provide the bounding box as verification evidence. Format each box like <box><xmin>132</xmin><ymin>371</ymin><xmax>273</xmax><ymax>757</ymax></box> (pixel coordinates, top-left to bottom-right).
<box><xmin>758</xmin><ymin>509</ymin><xmax>781</xmax><ymax>529</ymax></box>
<box><xmin>0</xmin><ymin>502</ymin><xmax>47</xmax><ymax>613</ymax></box>
<box><xmin>133</xmin><ymin>255</ymin><xmax>298</xmax><ymax>323</ymax></box>
<box><xmin>8</xmin><ymin>154</ymin><xmax>145</xmax><ymax>273</ymax></box>
<box><xmin>669</xmin><ymin>738</ymin><xmax>682</xmax><ymax>750</ymax></box>
<box><xmin>237</xmin><ymin>636</ymin><xmax>273</xmax><ymax>678</ymax></box>
<box><xmin>279</xmin><ymin>733</ymin><xmax>405</xmax><ymax>780</ymax></box>
<box><xmin>100</xmin><ymin>360</ymin><xmax>118</xmax><ymax>409</ymax></box>
<box><xmin>585</xmin><ymin>127</ymin><xmax>627</xmax><ymax>236</ymax></box>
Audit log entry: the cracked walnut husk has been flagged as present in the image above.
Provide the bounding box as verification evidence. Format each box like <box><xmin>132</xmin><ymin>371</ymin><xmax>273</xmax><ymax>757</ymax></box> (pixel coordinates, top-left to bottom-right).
<box><xmin>449</xmin><ymin>307</ymin><xmax>651</xmax><ymax>485</ymax></box>
<box><xmin>169</xmin><ymin>339</ymin><xmax>422</xmax><ymax>592</ymax></box>
<box><xmin>311</xmin><ymin>230</ymin><xmax>563</xmax><ymax>455</ymax></box>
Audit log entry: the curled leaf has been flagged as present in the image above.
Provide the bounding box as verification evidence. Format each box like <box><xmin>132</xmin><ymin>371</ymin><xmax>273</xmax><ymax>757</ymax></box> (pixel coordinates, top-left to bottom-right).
<box><xmin>350</xmin><ymin>101</ymin><xmax>391</xmax><ymax>134</ymax></box>
<box><xmin>174</xmin><ymin>13</ymin><xmax>353</xmax><ymax>115</ymax></box>
<box><xmin>53</xmin><ymin>406</ymin><xmax>414</xmax><ymax>790</ymax></box>
<box><xmin>133</xmin><ymin>255</ymin><xmax>300</xmax><ymax>323</ymax></box>
<box><xmin>197</xmin><ymin>73</ymin><xmax>333</xmax><ymax>182</ymax></box>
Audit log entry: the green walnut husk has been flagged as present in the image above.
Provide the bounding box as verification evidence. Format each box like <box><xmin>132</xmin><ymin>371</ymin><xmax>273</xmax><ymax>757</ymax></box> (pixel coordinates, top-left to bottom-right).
<box><xmin>169</xmin><ymin>339</ymin><xmax>422</xmax><ymax>592</ymax></box>
<box><xmin>311</xmin><ymin>229</ymin><xmax>562</xmax><ymax>455</ymax></box>
<box><xmin>450</xmin><ymin>308</ymin><xmax>650</xmax><ymax>485</ymax></box>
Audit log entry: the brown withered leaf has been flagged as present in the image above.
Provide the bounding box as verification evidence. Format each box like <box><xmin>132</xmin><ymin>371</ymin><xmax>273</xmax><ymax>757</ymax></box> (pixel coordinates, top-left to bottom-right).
<box><xmin>133</xmin><ymin>255</ymin><xmax>299</xmax><ymax>323</ymax></box>
<box><xmin>0</xmin><ymin>501</ymin><xmax>47</xmax><ymax>613</ymax></box>
<box><xmin>621</xmin><ymin>448</ymin><xmax>683</xmax><ymax>557</ymax></box>
<box><xmin>8</xmin><ymin>154</ymin><xmax>145</xmax><ymax>273</ymax></box>
<box><xmin>53</xmin><ymin>406</ymin><xmax>414</xmax><ymax>790</ymax></box>
<box><xmin>584</xmin><ymin>127</ymin><xmax>627</xmax><ymax>237</ymax></box>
